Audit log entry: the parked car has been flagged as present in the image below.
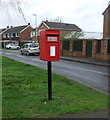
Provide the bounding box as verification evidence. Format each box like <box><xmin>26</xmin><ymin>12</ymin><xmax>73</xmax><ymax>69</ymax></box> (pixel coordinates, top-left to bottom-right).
<box><xmin>6</xmin><ymin>43</ymin><xmax>20</xmax><ymax>49</ymax></box>
<box><xmin>20</xmin><ymin>43</ymin><xmax>40</xmax><ymax>55</ymax></box>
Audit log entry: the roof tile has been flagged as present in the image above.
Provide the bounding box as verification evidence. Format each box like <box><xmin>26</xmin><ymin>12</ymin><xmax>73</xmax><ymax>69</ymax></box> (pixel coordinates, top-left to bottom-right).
<box><xmin>43</xmin><ymin>21</ymin><xmax>81</xmax><ymax>31</ymax></box>
<box><xmin>3</xmin><ymin>25</ymin><xmax>28</xmax><ymax>34</ymax></box>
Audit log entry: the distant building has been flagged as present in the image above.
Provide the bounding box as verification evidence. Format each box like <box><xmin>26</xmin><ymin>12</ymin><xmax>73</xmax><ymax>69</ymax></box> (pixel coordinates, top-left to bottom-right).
<box><xmin>37</xmin><ymin>20</ymin><xmax>82</xmax><ymax>40</ymax></box>
<box><xmin>0</xmin><ymin>27</ymin><xmax>9</xmax><ymax>48</ymax></box>
<box><xmin>102</xmin><ymin>3</ymin><xmax>110</xmax><ymax>39</ymax></box>
<box><xmin>0</xmin><ymin>27</ymin><xmax>9</xmax><ymax>40</ymax></box>
<box><xmin>1</xmin><ymin>23</ymin><xmax>33</xmax><ymax>47</ymax></box>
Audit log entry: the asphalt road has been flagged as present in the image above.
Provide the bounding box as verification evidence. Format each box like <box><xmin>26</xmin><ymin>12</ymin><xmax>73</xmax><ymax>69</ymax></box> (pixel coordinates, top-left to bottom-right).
<box><xmin>1</xmin><ymin>49</ymin><xmax>110</xmax><ymax>95</ymax></box>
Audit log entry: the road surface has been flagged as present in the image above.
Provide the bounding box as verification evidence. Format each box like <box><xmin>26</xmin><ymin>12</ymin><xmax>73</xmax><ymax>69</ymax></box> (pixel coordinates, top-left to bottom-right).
<box><xmin>1</xmin><ymin>49</ymin><xmax>109</xmax><ymax>95</ymax></box>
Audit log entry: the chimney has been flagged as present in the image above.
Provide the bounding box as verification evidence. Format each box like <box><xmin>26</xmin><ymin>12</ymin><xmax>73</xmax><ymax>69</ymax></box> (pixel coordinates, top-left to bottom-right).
<box><xmin>28</xmin><ymin>23</ymin><xmax>30</xmax><ymax>25</ymax></box>
<box><xmin>7</xmin><ymin>26</ymin><xmax>9</xmax><ymax>28</ymax></box>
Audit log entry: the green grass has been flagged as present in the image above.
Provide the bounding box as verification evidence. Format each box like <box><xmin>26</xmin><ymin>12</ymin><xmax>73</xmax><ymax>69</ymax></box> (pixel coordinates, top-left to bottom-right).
<box><xmin>2</xmin><ymin>56</ymin><xmax>109</xmax><ymax>118</ymax></box>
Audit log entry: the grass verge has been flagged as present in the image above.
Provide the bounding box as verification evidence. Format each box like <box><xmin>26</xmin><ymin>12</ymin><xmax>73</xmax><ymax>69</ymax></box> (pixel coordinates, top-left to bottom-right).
<box><xmin>2</xmin><ymin>56</ymin><xmax>109</xmax><ymax>118</ymax></box>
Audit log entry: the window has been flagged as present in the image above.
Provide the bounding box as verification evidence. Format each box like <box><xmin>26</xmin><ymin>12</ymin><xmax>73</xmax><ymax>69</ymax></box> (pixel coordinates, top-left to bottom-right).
<box><xmin>63</xmin><ymin>40</ymin><xmax>70</xmax><ymax>50</ymax></box>
<box><xmin>30</xmin><ymin>32</ymin><xmax>33</xmax><ymax>37</ymax></box>
<box><xmin>13</xmin><ymin>33</ymin><xmax>16</xmax><ymax>38</ymax></box>
<box><xmin>73</xmin><ymin>40</ymin><xmax>83</xmax><ymax>52</ymax></box>
<box><xmin>16</xmin><ymin>33</ymin><xmax>19</xmax><ymax>37</ymax></box>
<box><xmin>107</xmin><ymin>40</ymin><xmax>110</xmax><ymax>54</ymax></box>
<box><xmin>6</xmin><ymin>34</ymin><xmax>7</xmax><ymax>38</ymax></box>
<box><xmin>3</xmin><ymin>34</ymin><xmax>6</xmax><ymax>38</ymax></box>
<box><xmin>96</xmin><ymin>40</ymin><xmax>101</xmax><ymax>53</ymax></box>
<box><xmin>7</xmin><ymin>34</ymin><xmax>10</xmax><ymax>38</ymax></box>
<box><xmin>29</xmin><ymin>43</ymin><xmax>38</xmax><ymax>47</ymax></box>
<box><xmin>11</xmin><ymin>34</ymin><xmax>13</xmax><ymax>37</ymax></box>
<box><xmin>33</xmin><ymin>31</ymin><xmax>36</xmax><ymax>36</ymax></box>
<box><xmin>31</xmin><ymin>32</ymin><xmax>36</xmax><ymax>37</ymax></box>
<box><xmin>23</xmin><ymin>45</ymin><xmax>28</xmax><ymax>48</ymax></box>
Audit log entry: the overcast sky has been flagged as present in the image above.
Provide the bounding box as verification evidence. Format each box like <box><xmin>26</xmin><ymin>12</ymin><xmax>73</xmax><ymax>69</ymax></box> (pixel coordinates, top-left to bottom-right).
<box><xmin>0</xmin><ymin>0</ymin><xmax>109</xmax><ymax>32</ymax></box>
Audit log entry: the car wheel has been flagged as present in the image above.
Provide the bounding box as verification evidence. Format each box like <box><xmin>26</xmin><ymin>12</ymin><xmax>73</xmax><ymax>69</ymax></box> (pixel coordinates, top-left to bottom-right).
<box><xmin>21</xmin><ymin>51</ymin><xmax>23</xmax><ymax>55</ymax></box>
<box><xmin>26</xmin><ymin>52</ymin><xmax>30</xmax><ymax>56</ymax></box>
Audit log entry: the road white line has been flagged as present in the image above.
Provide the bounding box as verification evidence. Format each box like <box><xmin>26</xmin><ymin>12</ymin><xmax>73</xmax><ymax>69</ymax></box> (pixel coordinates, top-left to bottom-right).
<box><xmin>73</xmin><ymin>66</ymin><xmax>109</xmax><ymax>76</ymax></box>
<box><xmin>4</xmin><ymin>53</ymin><xmax>13</xmax><ymax>55</ymax></box>
<box><xmin>17</xmin><ymin>55</ymin><xmax>25</xmax><ymax>58</ymax></box>
<box><xmin>32</xmin><ymin>58</ymin><xmax>45</xmax><ymax>63</ymax></box>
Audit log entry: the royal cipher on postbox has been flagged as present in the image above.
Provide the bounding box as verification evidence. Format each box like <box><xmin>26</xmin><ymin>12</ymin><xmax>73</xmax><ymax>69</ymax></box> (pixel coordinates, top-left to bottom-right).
<box><xmin>40</xmin><ymin>29</ymin><xmax>60</xmax><ymax>61</ymax></box>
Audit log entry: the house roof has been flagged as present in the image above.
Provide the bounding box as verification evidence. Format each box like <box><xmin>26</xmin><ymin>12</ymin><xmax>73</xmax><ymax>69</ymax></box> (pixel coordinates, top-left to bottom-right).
<box><xmin>0</xmin><ymin>28</ymin><xmax>7</xmax><ymax>34</ymax></box>
<box><xmin>64</xmin><ymin>31</ymin><xmax>103</xmax><ymax>39</ymax></box>
<box><xmin>42</xmin><ymin>21</ymin><xmax>82</xmax><ymax>31</ymax></box>
<box><xmin>30</xmin><ymin>27</ymin><xmax>38</xmax><ymax>32</ymax></box>
<box><xmin>102</xmin><ymin>4</ymin><xmax>110</xmax><ymax>15</ymax></box>
<box><xmin>3</xmin><ymin>25</ymin><xmax>29</xmax><ymax>34</ymax></box>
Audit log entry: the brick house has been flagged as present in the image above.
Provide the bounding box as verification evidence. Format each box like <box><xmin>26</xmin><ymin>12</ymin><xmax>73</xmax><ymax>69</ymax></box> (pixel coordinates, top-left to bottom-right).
<box><xmin>102</xmin><ymin>3</ymin><xmax>110</xmax><ymax>39</ymax></box>
<box><xmin>37</xmin><ymin>20</ymin><xmax>82</xmax><ymax>41</ymax></box>
<box><xmin>30</xmin><ymin>28</ymin><xmax>38</xmax><ymax>43</ymax></box>
<box><xmin>1</xmin><ymin>23</ymin><xmax>33</xmax><ymax>47</ymax></box>
<box><xmin>0</xmin><ymin>27</ymin><xmax>9</xmax><ymax>40</ymax></box>
<box><xmin>0</xmin><ymin>27</ymin><xmax>9</xmax><ymax>48</ymax></box>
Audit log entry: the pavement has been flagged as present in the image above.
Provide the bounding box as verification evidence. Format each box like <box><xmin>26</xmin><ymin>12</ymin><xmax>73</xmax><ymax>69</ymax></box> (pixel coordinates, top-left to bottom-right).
<box><xmin>57</xmin><ymin>109</ymin><xmax>109</xmax><ymax>119</ymax></box>
<box><xmin>61</xmin><ymin>56</ymin><xmax>110</xmax><ymax>67</ymax></box>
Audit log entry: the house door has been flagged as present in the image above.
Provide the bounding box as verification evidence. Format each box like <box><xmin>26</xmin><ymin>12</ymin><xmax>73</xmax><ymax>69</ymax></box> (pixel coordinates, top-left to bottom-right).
<box><xmin>86</xmin><ymin>40</ymin><xmax>92</xmax><ymax>57</ymax></box>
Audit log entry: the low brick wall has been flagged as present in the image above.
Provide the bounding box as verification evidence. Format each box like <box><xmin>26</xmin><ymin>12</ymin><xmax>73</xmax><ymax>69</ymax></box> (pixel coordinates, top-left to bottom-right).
<box><xmin>61</xmin><ymin>39</ymin><xmax>110</xmax><ymax>61</ymax></box>
<box><xmin>72</xmin><ymin>52</ymin><xmax>85</xmax><ymax>57</ymax></box>
<box><xmin>62</xmin><ymin>50</ymin><xmax>72</xmax><ymax>56</ymax></box>
<box><xmin>96</xmin><ymin>54</ymin><xmax>110</xmax><ymax>61</ymax></box>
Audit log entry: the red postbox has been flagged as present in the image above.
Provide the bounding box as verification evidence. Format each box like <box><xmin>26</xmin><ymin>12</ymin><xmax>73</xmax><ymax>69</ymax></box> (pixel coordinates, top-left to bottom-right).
<box><xmin>40</xmin><ymin>29</ymin><xmax>60</xmax><ymax>61</ymax></box>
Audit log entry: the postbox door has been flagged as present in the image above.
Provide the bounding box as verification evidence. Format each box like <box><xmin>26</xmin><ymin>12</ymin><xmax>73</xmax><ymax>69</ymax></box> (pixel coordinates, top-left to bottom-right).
<box><xmin>46</xmin><ymin>43</ymin><xmax>60</xmax><ymax>61</ymax></box>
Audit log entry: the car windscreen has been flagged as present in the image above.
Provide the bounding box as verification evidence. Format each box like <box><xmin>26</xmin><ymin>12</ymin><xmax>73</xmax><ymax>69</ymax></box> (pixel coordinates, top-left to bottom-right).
<box><xmin>10</xmin><ymin>44</ymin><xmax>16</xmax><ymax>46</ymax></box>
<box><xmin>29</xmin><ymin>44</ymin><xmax>38</xmax><ymax>48</ymax></box>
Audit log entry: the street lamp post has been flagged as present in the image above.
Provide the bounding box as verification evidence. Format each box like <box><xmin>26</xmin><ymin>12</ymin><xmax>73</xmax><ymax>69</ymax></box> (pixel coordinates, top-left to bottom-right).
<box><xmin>33</xmin><ymin>14</ymin><xmax>37</xmax><ymax>43</ymax></box>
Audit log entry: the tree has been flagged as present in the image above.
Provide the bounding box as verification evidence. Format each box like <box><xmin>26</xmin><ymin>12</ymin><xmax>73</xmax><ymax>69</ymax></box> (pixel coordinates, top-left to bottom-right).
<box><xmin>0</xmin><ymin>0</ymin><xmax>28</xmax><ymax>21</ymax></box>
<box><xmin>49</xmin><ymin>16</ymin><xmax>63</xmax><ymax>23</ymax></box>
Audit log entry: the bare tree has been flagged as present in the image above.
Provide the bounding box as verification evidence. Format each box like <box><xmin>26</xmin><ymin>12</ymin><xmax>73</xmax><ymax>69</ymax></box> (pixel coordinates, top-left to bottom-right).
<box><xmin>49</xmin><ymin>16</ymin><xmax>63</xmax><ymax>23</ymax></box>
<box><xmin>0</xmin><ymin>0</ymin><xmax>28</xmax><ymax>22</ymax></box>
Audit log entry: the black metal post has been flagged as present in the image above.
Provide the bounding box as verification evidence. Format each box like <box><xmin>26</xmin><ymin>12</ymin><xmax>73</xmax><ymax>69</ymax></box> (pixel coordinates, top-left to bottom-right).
<box><xmin>47</xmin><ymin>61</ymin><xmax>52</xmax><ymax>100</ymax></box>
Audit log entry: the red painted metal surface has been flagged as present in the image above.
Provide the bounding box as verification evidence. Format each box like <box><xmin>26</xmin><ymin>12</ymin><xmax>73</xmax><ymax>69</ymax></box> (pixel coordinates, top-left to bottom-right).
<box><xmin>40</xmin><ymin>29</ymin><xmax>60</xmax><ymax>61</ymax></box>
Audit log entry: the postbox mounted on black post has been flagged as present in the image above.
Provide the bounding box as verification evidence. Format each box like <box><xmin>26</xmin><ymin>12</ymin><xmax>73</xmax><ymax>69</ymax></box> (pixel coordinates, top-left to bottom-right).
<box><xmin>40</xmin><ymin>29</ymin><xmax>60</xmax><ymax>100</ymax></box>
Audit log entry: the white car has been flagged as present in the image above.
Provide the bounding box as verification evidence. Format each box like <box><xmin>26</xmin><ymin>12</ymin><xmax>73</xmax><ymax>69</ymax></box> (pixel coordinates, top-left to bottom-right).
<box><xmin>6</xmin><ymin>44</ymin><xmax>20</xmax><ymax>49</ymax></box>
<box><xmin>20</xmin><ymin>43</ymin><xmax>40</xmax><ymax>55</ymax></box>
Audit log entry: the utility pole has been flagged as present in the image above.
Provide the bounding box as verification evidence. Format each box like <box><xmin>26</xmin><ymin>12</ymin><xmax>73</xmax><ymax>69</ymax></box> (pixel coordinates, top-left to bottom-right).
<box><xmin>33</xmin><ymin>14</ymin><xmax>37</xmax><ymax>43</ymax></box>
